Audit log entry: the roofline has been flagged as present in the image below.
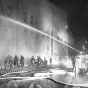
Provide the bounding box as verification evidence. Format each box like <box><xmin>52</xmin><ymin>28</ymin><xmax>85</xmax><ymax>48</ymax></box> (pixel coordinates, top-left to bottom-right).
<box><xmin>47</xmin><ymin>0</ymin><xmax>67</xmax><ymax>15</ymax></box>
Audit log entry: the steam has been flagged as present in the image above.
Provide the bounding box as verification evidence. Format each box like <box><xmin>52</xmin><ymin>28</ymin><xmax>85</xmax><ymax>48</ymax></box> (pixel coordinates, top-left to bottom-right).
<box><xmin>58</xmin><ymin>28</ymin><xmax>68</xmax><ymax>43</ymax></box>
<box><xmin>57</xmin><ymin>25</ymin><xmax>74</xmax><ymax>45</ymax></box>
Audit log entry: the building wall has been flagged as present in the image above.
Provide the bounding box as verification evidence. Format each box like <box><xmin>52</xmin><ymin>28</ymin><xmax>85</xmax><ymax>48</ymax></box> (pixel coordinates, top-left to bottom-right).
<box><xmin>40</xmin><ymin>0</ymin><xmax>67</xmax><ymax>63</ymax></box>
<box><xmin>0</xmin><ymin>0</ymin><xmax>67</xmax><ymax>66</ymax></box>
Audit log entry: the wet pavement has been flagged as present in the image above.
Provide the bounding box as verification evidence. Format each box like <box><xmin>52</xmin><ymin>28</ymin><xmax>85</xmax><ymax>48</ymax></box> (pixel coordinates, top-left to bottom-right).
<box><xmin>0</xmin><ymin>67</ymin><xmax>66</xmax><ymax>88</ymax></box>
<box><xmin>0</xmin><ymin>66</ymin><xmax>88</xmax><ymax>88</ymax></box>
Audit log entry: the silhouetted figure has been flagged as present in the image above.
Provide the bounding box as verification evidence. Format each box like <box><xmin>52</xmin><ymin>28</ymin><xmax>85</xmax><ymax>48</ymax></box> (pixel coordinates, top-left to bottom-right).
<box><xmin>72</xmin><ymin>58</ymin><xmax>76</xmax><ymax>73</ymax></box>
<box><xmin>50</xmin><ymin>57</ymin><xmax>52</xmax><ymax>65</ymax></box>
<box><xmin>9</xmin><ymin>56</ymin><xmax>13</xmax><ymax>68</ymax></box>
<box><xmin>35</xmin><ymin>57</ymin><xmax>39</xmax><ymax>67</ymax></box>
<box><xmin>11</xmin><ymin>57</ymin><xmax>14</xmax><ymax>67</ymax></box>
<box><xmin>0</xmin><ymin>63</ymin><xmax>2</xmax><ymax>71</ymax></box>
<box><xmin>5</xmin><ymin>57</ymin><xmax>8</xmax><ymax>68</ymax></box>
<box><xmin>44</xmin><ymin>56</ymin><xmax>47</xmax><ymax>66</ymax></box>
<box><xmin>31</xmin><ymin>56</ymin><xmax>35</xmax><ymax>66</ymax></box>
<box><xmin>37</xmin><ymin>56</ymin><xmax>41</xmax><ymax>66</ymax></box>
<box><xmin>5</xmin><ymin>55</ymin><xmax>11</xmax><ymax>68</ymax></box>
<box><xmin>37</xmin><ymin>56</ymin><xmax>40</xmax><ymax>63</ymax></box>
<box><xmin>20</xmin><ymin>55</ymin><xmax>24</xmax><ymax>68</ymax></box>
<box><xmin>14</xmin><ymin>55</ymin><xmax>18</xmax><ymax>67</ymax></box>
<box><xmin>39</xmin><ymin>56</ymin><xmax>43</xmax><ymax>66</ymax></box>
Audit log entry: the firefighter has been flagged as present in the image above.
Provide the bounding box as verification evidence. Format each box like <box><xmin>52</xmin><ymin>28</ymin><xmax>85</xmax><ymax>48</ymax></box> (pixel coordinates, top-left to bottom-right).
<box><xmin>44</xmin><ymin>56</ymin><xmax>47</xmax><ymax>66</ymax></box>
<box><xmin>14</xmin><ymin>55</ymin><xmax>16</xmax><ymax>67</ymax></box>
<box><xmin>11</xmin><ymin>57</ymin><xmax>14</xmax><ymax>67</ymax></box>
<box><xmin>14</xmin><ymin>55</ymin><xmax>18</xmax><ymax>67</ymax></box>
<box><xmin>50</xmin><ymin>57</ymin><xmax>52</xmax><ymax>65</ymax></box>
<box><xmin>20</xmin><ymin>55</ymin><xmax>24</xmax><ymax>68</ymax></box>
<box><xmin>5</xmin><ymin>57</ymin><xmax>8</xmax><ymax>69</ymax></box>
<box><xmin>72</xmin><ymin>57</ymin><xmax>76</xmax><ymax>73</ymax></box>
<box><xmin>39</xmin><ymin>56</ymin><xmax>43</xmax><ymax>66</ymax></box>
<box><xmin>9</xmin><ymin>56</ymin><xmax>13</xmax><ymax>68</ymax></box>
<box><xmin>37</xmin><ymin>56</ymin><xmax>41</xmax><ymax>66</ymax></box>
<box><xmin>35</xmin><ymin>56</ymin><xmax>39</xmax><ymax>67</ymax></box>
<box><xmin>31</xmin><ymin>56</ymin><xmax>35</xmax><ymax>66</ymax></box>
<box><xmin>6</xmin><ymin>55</ymin><xmax>11</xmax><ymax>68</ymax></box>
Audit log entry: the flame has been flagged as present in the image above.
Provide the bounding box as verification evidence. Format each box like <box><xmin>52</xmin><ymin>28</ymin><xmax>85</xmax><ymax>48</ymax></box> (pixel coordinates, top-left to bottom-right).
<box><xmin>58</xmin><ymin>29</ymin><xmax>69</xmax><ymax>43</ymax></box>
<box><xmin>59</xmin><ymin>58</ymin><xmax>73</xmax><ymax>68</ymax></box>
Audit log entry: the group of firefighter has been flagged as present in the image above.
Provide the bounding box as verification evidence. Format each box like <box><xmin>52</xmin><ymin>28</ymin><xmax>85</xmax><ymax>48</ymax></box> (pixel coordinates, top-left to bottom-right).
<box><xmin>5</xmin><ymin>55</ymin><xmax>24</xmax><ymax>68</ymax></box>
<box><xmin>30</xmin><ymin>56</ymin><xmax>49</xmax><ymax>67</ymax></box>
<box><xmin>4</xmin><ymin>55</ymin><xmax>52</xmax><ymax>68</ymax></box>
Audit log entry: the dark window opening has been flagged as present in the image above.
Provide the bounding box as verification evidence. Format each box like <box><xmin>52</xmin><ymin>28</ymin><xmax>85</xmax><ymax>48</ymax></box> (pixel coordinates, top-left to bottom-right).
<box><xmin>0</xmin><ymin>1</ymin><xmax>4</xmax><ymax>15</ymax></box>
<box><xmin>6</xmin><ymin>6</ymin><xmax>12</xmax><ymax>17</ymax></box>
<box><xmin>24</xmin><ymin>13</ymin><xmax>27</xmax><ymax>23</ymax></box>
<box><xmin>31</xmin><ymin>15</ymin><xmax>33</xmax><ymax>26</ymax></box>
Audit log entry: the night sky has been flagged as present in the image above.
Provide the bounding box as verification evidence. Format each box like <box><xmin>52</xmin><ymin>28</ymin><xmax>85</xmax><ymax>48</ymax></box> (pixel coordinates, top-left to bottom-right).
<box><xmin>49</xmin><ymin>0</ymin><xmax>88</xmax><ymax>45</ymax></box>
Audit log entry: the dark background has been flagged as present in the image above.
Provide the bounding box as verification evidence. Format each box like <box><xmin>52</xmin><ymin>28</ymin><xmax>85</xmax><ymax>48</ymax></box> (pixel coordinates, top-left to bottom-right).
<box><xmin>49</xmin><ymin>0</ymin><xmax>88</xmax><ymax>45</ymax></box>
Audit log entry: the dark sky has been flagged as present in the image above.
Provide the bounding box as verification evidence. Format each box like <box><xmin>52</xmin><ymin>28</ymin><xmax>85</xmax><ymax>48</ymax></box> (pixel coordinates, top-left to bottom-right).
<box><xmin>49</xmin><ymin>0</ymin><xmax>88</xmax><ymax>44</ymax></box>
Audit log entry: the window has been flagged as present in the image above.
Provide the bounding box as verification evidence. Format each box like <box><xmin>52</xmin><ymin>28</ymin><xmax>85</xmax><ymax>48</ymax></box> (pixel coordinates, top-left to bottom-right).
<box><xmin>24</xmin><ymin>13</ymin><xmax>27</xmax><ymax>35</ymax></box>
<box><xmin>17</xmin><ymin>0</ymin><xmax>19</xmax><ymax>6</ymax></box>
<box><xmin>0</xmin><ymin>1</ymin><xmax>4</xmax><ymax>15</ymax></box>
<box><xmin>24</xmin><ymin>13</ymin><xmax>27</xmax><ymax>23</ymax></box>
<box><xmin>31</xmin><ymin>15</ymin><xmax>33</xmax><ymax>26</ymax></box>
<box><xmin>6</xmin><ymin>6</ymin><xmax>12</xmax><ymax>17</ymax></box>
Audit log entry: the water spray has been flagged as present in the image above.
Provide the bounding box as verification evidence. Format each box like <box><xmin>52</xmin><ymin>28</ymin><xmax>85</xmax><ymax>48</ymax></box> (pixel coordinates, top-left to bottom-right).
<box><xmin>0</xmin><ymin>16</ymin><xmax>80</xmax><ymax>53</ymax></box>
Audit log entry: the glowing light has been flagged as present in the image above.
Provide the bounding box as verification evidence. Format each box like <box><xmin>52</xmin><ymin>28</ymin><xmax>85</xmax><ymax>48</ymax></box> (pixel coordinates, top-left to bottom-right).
<box><xmin>57</xmin><ymin>25</ymin><xmax>69</xmax><ymax>43</ymax></box>
<box><xmin>64</xmin><ymin>59</ymin><xmax>73</xmax><ymax>68</ymax></box>
<box><xmin>78</xmin><ymin>55</ymin><xmax>84</xmax><ymax>58</ymax></box>
<box><xmin>52</xmin><ymin>59</ymin><xmax>58</xmax><ymax>65</ymax></box>
<box><xmin>76</xmin><ymin>55</ymin><xmax>88</xmax><ymax>69</ymax></box>
<box><xmin>0</xmin><ymin>76</ymin><xmax>46</xmax><ymax>80</ymax></box>
<box><xmin>64</xmin><ymin>25</ymin><xmax>68</xmax><ymax>29</ymax></box>
<box><xmin>49</xmin><ymin>69</ymin><xmax>66</xmax><ymax>74</ymax></box>
<box><xmin>34</xmin><ymin>69</ymin><xmax>66</xmax><ymax>77</ymax></box>
<box><xmin>0</xmin><ymin>16</ymin><xmax>80</xmax><ymax>53</ymax></box>
<box><xmin>59</xmin><ymin>58</ymin><xmax>73</xmax><ymax>68</ymax></box>
<box><xmin>58</xmin><ymin>30</ymin><xmax>68</xmax><ymax>43</ymax></box>
<box><xmin>80</xmin><ymin>51</ymin><xmax>83</xmax><ymax>54</ymax></box>
<box><xmin>67</xmin><ymin>72</ymin><xmax>75</xmax><ymax>77</ymax></box>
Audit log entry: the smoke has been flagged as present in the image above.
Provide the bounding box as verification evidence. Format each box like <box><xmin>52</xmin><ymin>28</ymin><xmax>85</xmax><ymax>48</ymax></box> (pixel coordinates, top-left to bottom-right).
<box><xmin>58</xmin><ymin>28</ymin><xmax>68</xmax><ymax>43</ymax></box>
<box><xmin>42</xmin><ymin>9</ymin><xmax>52</xmax><ymax>35</ymax></box>
<box><xmin>68</xmin><ymin>31</ymin><xmax>74</xmax><ymax>45</ymax></box>
<box><xmin>57</xmin><ymin>25</ymin><xmax>74</xmax><ymax>45</ymax></box>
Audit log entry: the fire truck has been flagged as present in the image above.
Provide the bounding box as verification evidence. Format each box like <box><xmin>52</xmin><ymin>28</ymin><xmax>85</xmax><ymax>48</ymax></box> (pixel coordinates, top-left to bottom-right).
<box><xmin>76</xmin><ymin>54</ymin><xmax>88</xmax><ymax>74</ymax></box>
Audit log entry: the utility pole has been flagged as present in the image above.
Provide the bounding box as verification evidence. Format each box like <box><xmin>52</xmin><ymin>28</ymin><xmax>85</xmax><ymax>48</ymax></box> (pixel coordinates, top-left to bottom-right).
<box><xmin>16</xmin><ymin>0</ymin><xmax>19</xmax><ymax>54</ymax></box>
<box><xmin>50</xmin><ymin>11</ymin><xmax>53</xmax><ymax>59</ymax></box>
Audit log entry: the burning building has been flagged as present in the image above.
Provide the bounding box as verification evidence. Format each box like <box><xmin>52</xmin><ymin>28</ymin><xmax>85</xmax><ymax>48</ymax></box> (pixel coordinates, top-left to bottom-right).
<box><xmin>0</xmin><ymin>0</ymin><xmax>67</xmax><ymax>66</ymax></box>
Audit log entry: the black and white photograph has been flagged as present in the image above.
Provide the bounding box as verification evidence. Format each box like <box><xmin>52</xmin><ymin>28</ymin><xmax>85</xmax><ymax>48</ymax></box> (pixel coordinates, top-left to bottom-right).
<box><xmin>0</xmin><ymin>0</ymin><xmax>88</xmax><ymax>88</ymax></box>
